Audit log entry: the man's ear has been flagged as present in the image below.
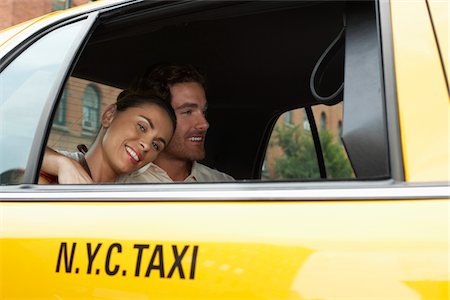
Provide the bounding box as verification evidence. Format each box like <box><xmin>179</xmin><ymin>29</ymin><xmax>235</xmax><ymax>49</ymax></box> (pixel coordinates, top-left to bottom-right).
<box><xmin>102</xmin><ymin>104</ymin><xmax>117</xmax><ymax>128</ymax></box>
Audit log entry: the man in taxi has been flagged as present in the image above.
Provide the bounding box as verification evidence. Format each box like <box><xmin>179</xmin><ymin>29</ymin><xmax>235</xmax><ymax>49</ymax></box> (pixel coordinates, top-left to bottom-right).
<box><xmin>42</xmin><ymin>64</ymin><xmax>234</xmax><ymax>183</ymax></box>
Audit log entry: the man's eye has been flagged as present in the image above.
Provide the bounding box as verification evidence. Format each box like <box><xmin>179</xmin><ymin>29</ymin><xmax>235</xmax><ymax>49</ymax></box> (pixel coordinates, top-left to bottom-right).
<box><xmin>182</xmin><ymin>110</ymin><xmax>192</xmax><ymax>115</ymax></box>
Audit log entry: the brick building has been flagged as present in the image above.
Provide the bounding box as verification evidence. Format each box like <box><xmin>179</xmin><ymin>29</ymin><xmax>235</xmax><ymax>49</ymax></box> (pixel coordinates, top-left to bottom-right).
<box><xmin>0</xmin><ymin>0</ymin><xmax>90</xmax><ymax>31</ymax></box>
<box><xmin>48</xmin><ymin>78</ymin><xmax>121</xmax><ymax>153</ymax></box>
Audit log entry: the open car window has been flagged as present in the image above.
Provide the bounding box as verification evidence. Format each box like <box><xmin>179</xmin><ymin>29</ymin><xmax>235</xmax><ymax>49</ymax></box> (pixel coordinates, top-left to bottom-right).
<box><xmin>39</xmin><ymin>0</ymin><xmax>389</xmax><ymax>184</ymax></box>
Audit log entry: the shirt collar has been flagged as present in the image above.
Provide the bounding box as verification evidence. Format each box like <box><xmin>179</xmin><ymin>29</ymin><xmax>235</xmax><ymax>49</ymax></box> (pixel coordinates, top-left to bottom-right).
<box><xmin>150</xmin><ymin>161</ymin><xmax>199</xmax><ymax>182</ymax></box>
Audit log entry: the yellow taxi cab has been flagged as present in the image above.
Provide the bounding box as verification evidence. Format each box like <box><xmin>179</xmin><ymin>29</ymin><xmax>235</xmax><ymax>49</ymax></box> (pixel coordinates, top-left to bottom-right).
<box><xmin>0</xmin><ymin>0</ymin><xmax>448</xmax><ymax>299</ymax></box>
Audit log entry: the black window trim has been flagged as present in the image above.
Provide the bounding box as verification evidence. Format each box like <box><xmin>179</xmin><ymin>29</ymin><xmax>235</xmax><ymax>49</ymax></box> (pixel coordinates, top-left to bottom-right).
<box><xmin>377</xmin><ymin>0</ymin><xmax>404</xmax><ymax>182</ymax></box>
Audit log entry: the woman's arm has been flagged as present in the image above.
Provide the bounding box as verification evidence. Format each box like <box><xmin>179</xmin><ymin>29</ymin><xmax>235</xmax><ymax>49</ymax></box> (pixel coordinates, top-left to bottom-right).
<box><xmin>41</xmin><ymin>147</ymin><xmax>93</xmax><ymax>184</ymax></box>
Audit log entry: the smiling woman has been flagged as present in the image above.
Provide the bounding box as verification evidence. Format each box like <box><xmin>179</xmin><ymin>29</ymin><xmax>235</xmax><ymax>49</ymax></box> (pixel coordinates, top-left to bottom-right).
<box><xmin>39</xmin><ymin>93</ymin><xmax>176</xmax><ymax>184</ymax></box>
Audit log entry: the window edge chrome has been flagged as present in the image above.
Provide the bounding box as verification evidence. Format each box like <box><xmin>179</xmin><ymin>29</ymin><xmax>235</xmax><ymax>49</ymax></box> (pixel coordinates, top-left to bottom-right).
<box><xmin>1</xmin><ymin>182</ymin><xmax>448</xmax><ymax>201</ymax></box>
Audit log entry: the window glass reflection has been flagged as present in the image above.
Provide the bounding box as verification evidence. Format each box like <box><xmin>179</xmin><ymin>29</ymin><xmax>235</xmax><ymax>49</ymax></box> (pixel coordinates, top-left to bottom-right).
<box><xmin>0</xmin><ymin>20</ymin><xmax>86</xmax><ymax>184</ymax></box>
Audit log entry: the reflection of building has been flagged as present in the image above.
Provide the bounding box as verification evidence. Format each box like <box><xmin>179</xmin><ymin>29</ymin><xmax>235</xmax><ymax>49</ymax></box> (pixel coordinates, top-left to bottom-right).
<box><xmin>282</xmin><ymin>104</ymin><xmax>343</xmax><ymax>141</ymax></box>
<box><xmin>263</xmin><ymin>104</ymin><xmax>344</xmax><ymax>179</ymax></box>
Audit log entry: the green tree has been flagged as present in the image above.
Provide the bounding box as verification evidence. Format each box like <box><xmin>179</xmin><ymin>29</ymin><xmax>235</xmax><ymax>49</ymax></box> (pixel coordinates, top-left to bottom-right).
<box><xmin>272</xmin><ymin>124</ymin><xmax>354</xmax><ymax>179</ymax></box>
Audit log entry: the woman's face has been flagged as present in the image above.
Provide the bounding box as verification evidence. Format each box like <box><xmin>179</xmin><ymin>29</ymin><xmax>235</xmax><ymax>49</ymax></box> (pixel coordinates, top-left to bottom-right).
<box><xmin>102</xmin><ymin>103</ymin><xmax>174</xmax><ymax>176</ymax></box>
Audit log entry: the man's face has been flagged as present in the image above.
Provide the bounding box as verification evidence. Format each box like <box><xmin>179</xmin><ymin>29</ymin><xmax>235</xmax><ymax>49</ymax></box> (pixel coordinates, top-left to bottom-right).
<box><xmin>160</xmin><ymin>82</ymin><xmax>209</xmax><ymax>162</ymax></box>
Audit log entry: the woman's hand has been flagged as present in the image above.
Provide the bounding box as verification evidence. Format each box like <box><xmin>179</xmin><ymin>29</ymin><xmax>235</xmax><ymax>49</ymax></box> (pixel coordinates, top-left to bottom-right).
<box><xmin>41</xmin><ymin>147</ymin><xmax>93</xmax><ymax>184</ymax></box>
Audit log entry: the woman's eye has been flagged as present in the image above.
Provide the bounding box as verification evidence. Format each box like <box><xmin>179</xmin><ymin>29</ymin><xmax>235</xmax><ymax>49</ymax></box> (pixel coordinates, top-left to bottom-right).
<box><xmin>138</xmin><ymin>123</ymin><xmax>146</xmax><ymax>132</ymax></box>
<box><xmin>152</xmin><ymin>142</ymin><xmax>160</xmax><ymax>151</ymax></box>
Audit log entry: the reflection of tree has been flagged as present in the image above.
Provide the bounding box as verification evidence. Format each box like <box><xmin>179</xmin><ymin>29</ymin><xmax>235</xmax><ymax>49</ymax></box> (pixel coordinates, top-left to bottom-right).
<box><xmin>273</xmin><ymin>125</ymin><xmax>353</xmax><ymax>179</ymax></box>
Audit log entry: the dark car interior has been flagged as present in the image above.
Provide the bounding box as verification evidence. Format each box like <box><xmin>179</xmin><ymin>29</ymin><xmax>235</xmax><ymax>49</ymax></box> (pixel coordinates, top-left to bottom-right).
<box><xmin>51</xmin><ymin>0</ymin><xmax>388</xmax><ymax>182</ymax></box>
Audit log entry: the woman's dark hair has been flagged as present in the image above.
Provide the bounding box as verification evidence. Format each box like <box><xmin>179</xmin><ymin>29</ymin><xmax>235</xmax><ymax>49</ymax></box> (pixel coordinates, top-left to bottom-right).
<box><xmin>119</xmin><ymin>64</ymin><xmax>207</xmax><ymax>103</ymax></box>
<box><xmin>116</xmin><ymin>93</ymin><xmax>177</xmax><ymax>132</ymax></box>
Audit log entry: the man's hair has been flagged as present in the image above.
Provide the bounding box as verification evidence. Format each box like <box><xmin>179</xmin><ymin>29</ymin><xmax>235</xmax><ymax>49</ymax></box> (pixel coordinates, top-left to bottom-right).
<box><xmin>119</xmin><ymin>63</ymin><xmax>206</xmax><ymax>103</ymax></box>
<box><xmin>116</xmin><ymin>93</ymin><xmax>177</xmax><ymax>132</ymax></box>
